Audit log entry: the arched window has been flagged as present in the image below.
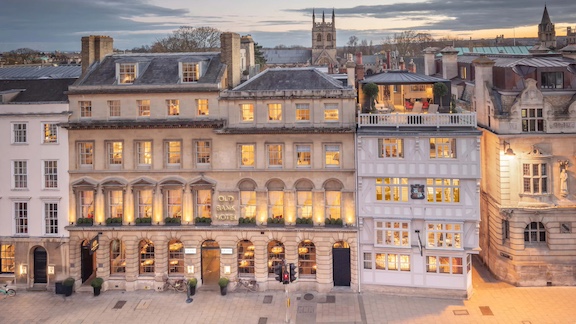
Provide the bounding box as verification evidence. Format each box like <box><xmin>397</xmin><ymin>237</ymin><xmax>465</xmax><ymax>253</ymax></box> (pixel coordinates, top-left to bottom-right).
<box><xmin>298</xmin><ymin>240</ymin><xmax>316</xmax><ymax>278</ymax></box>
<box><xmin>524</xmin><ymin>222</ymin><xmax>546</xmax><ymax>243</ymax></box>
<box><xmin>317</xmin><ymin>33</ymin><xmax>322</xmax><ymax>42</ymax></box>
<box><xmin>268</xmin><ymin>240</ymin><xmax>285</xmax><ymax>275</ymax></box>
<box><xmin>324</xmin><ymin>180</ymin><xmax>343</xmax><ymax>221</ymax></box>
<box><xmin>110</xmin><ymin>239</ymin><xmax>125</xmax><ymax>274</ymax></box>
<box><xmin>168</xmin><ymin>240</ymin><xmax>184</xmax><ymax>274</ymax></box>
<box><xmin>239</xmin><ymin>179</ymin><xmax>257</xmax><ymax>220</ymax></box>
<box><xmin>139</xmin><ymin>240</ymin><xmax>154</xmax><ymax>274</ymax></box>
<box><xmin>295</xmin><ymin>179</ymin><xmax>314</xmax><ymax>220</ymax></box>
<box><xmin>238</xmin><ymin>240</ymin><xmax>255</xmax><ymax>276</ymax></box>
<box><xmin>267</xmin><ymin>179</ymin><xmax>285</xmax><ymax>221</ymax></box>
<box><xmin>327</xmin><ymin>33</ymin><xmax>332</xmax><ymax>42</ymax></box>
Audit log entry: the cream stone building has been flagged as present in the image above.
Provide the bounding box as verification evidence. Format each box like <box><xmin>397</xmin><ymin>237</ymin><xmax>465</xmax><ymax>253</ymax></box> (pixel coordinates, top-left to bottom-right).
<box><xmin>64</xmin><ymin>35</ymin><xmax>357</xmax><ymax>293</ymax></box>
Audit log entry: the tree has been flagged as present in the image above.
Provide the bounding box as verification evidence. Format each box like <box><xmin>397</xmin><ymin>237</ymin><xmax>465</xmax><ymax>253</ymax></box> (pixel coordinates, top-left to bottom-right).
<box><xmin>151</xmin><ymin>26</ymin><xmax>221</xmax><ymax>52</ymax></box>
<box><xmin>254</xmin><ymin>42</ymin><xmax>266</xmax><ymax>67</ymax></box>
<box><xmin>382</xmin><ymin>31</ymin><xmax>435</xmax><ymax>58</ymax></box>
<box><xmin>362</xmin><ymin>83</ymin><xmax>379</xmax><ymax>113</ymax></box>
<box><xmin>3</xmin><ymin>48</ymin><xmax>40</xmax><ymax>64</ymax></box>
<box><xmin>433</xmin><ymin>82</ymin><xmax>448</xmax><ymax>109</ymax></box>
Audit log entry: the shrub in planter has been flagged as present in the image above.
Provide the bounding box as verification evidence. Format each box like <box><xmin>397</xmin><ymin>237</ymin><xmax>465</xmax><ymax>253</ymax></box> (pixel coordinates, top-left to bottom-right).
<box><xmin>325</xmin><ymin>218</ymin><xmax>343</xmax><ymax>226</ymax></box>
<box><xmin>238</xmin><ymin>217</ymin><xmax>256</xmax><ymax>226</ymax></box>
<box><xmin>296</xmin><ymin>217</ymin><xmax>313</xmax><ymax>226</ymax></box>
<box><xmin>135</xmin><ymin>217</ymin><xmax>152</xmax><ymax>225</ymax></box>
<box><xmin>218</xmin><ymin>277</ymin><xmax>229</xmax><ymax>296</ymax></box>
<box><xmin>105</xmin><ymin>217</ymin><xmax>123</xmax><ymax>226</ymax></box>
<box><xmin>194</xmin><ymin>217</ymin><xmax>212</xmax><ymax>226</ymax></box>
<box><xmin>267</xmin><ymin>217</ymin><xmax>285</xmax><ymax>226</ymax></box>
<box><xmin>91</xmin><ymin>277</ymin><xmax>104</xmax><ymax>296</ymax></box>
<box><xmin>164</xmin><ymin>217</ymin><xmax>182</xmax><ymax>225</ymax></box>
<box><xmin>187</xmin><ymin>278</ymin><xmax>197</xmax><ymax>296</ymax></box>
<box><xmin>62</xmin><ymin>277</ymin><xmax>75</xmax><ymax>296</ymax></box>
<box><xmin>76</xmin><ymin>217</ymin><xmax>93</xmax><ymax>226</ymax></box>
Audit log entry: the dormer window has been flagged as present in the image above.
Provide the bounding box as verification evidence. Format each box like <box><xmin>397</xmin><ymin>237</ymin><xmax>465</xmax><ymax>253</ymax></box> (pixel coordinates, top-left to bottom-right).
<box><xmin>118</xmin><ymin>63</ymin><xmax>137</xmax><ymax>84</ymax></box>
<box><xmin>181</xmin><ymin>62</ymin><xmax>199</xmax><ymax>83</ymax></box>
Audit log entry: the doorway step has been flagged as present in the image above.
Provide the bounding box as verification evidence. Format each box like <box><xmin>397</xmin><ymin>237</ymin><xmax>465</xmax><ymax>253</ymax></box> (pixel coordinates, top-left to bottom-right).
<box><xmin>28</xmin><ymin>283</ymin><xmax>47</xmax><ymax>291</ymax></box>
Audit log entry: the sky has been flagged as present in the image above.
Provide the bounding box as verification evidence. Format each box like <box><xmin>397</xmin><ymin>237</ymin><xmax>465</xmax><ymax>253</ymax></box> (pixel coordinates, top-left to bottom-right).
<box><xmin>1</xmin><ymin>0</ymin><xmax>575</xmax><ymax>52</ymax></box>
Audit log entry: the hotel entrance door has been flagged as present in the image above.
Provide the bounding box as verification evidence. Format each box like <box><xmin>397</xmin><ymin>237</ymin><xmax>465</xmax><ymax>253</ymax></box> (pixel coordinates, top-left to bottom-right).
<box><xmin>332</xmin><ymin>241</ymin><xmax>351</xmax><ymax>286</ymax></box>
<box><xmin>201</xmin><ymin>240</ymin><xmax>220</xmax><ymax>285</ymax></box>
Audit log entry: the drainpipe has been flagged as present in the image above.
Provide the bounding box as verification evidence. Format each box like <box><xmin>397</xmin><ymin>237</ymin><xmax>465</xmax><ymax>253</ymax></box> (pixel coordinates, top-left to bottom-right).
<box><xmin>354</xmin><ymin>131</ymin><xmax>362</xmax><ymax>294</ymax></box>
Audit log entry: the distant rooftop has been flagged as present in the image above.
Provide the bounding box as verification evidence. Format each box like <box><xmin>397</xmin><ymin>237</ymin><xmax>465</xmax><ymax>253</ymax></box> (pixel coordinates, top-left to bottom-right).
<box><xmin>232</xmin><ymin>67</ymin><xmax>346</xmax><ymax>91</ymax></box>
<box><xmin>0</xmin><ymin>65</ymin><xmax>81</xmax><ymax>80</ymax></box>
<box><xmin>443</xmin><ymin>46</ymin><xmax>532</xmax><ymax>56</ymax></box>
<box><xmin>361</xmin><ymin>70</ymin><xmax>448</xmax><ymax>85</ymax></box>
<box><xmin>262</xmin><ymin>49</ymin><xmax>311</xmax><ymax>65</ymax></box>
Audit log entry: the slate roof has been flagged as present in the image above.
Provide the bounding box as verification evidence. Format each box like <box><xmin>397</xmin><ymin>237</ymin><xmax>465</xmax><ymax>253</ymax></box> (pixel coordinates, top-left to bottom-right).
<box><xmin>0</xmin><ymin>78</ymin><xmax>77</xmax><ymax>102</ymax></box>
<box><xmin>458</xmin><ymin>54</ymin><xmax>575</xmax><ymax>68</ymax></box>
<box><xmin>232</xmin><ymin>68</ymin><xmax>346</xmax><ymax>91</ymax></box>
<box><xmin>73</xmin><ymin>52</ymin><xmax>224</xmax><ymax>91</ymax></box>
<box><xmin>0</xmin><ymin>65</ymin><xmax>81</xmax><ymax>80</ymax></box>
<box><xmin>361</xmin><ymin>70</ymin><xmax>448</xmax><ymax>85</ymax></box>
<box><xmin>446</xmin><ymin>46</ymin><xmax>532</xmax><ymax>56</ymax></box>
<box><xmin>61</xmin><ymin>119</ymin><xmax>225</xmax><ymax>130</ymax></box>
<box><xmin>262</xmin><ymin>49</ymin><xmax>312</xmax><ymax>65</ymax></box>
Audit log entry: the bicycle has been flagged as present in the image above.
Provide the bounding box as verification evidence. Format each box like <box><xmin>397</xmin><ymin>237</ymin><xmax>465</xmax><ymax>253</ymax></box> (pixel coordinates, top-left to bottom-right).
<box><xmin>0</xmin><ymin>284</ymin><xmax>16</xmax><ymax>297</ymax></box>
<box><xmin>163</xmin><ymin>277</ymin><xmax>187</xmax><ymax>293</ymax></box>
<box><xmin>233</xmin><ymin>277</ymin><xmax>259</xmax><ymax>292</ymax></box>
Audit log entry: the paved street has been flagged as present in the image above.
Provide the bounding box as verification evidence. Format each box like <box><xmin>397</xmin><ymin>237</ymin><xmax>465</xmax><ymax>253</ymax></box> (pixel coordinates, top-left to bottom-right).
<box><xmin>2</xmin><ymin>258</ymin><xmax>576</xmax><ymax>324</ymax></box>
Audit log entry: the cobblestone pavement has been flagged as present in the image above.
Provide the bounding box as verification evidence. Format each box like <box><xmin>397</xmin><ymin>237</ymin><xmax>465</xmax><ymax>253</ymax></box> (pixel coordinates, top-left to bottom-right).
<box><xmin>1</xmin><ymin>258</ymin><xmax>576</xmax><ymax>324</ymax></box>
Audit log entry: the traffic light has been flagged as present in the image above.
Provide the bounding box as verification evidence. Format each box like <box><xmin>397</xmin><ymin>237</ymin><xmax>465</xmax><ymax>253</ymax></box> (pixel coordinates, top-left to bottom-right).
<box><xmin>282</xmin><ymin>265</ymin><xmax>290</xmax><ymax>284</ymax></box>
<box><xmin>274</xmin><ymin>264</ymin><xmax>283</xmax><ymax>282</ymax></box>
<box><xmin>289</xmin><ymin>263</ymin><xmax>297</xmax><ymax>282</ymax></box>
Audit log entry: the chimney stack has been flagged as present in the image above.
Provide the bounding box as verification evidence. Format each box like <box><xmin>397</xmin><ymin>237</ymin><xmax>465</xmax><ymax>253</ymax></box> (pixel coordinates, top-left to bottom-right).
<box><xmin>220</xmin><ymin>32</ymin><xmax>242</xmax><ymax>89</ymax></box>
<box><xmin>472</xmin><ymin>55</ymin><xmax>495</xmax><ymax>126</ymax></box>
<box><xmin>346</xmin><ymin>54</ymin><xmax>356</xmax><ymax>89</ymax></box>
<box><xmin>440</xmin><ymin>46</ymin><xmax>459</xmax><ymax>80</ymax></box>
<box><xmin>355</xmin><ymin>52</ymin><xmax>365</xmax><ymax>83</ymax></box>
<box><xmin>81</xmin><ymin>35</ymin><xmax>113</xmax><ymax>75</ymax></box>
<box><xmin>240</xmin><ymin>35</ymin><xmax>255</xmax><ymax>73</ymax></box>
<box><xmin>423</xmin><ymin>47</ymin><xmax>437</xmax><ymax>76</ymax></box>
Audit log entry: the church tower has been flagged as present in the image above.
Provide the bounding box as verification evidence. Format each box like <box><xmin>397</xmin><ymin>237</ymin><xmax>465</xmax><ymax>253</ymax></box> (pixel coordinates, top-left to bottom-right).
<box><xmin>311</xmin><ymin>9</ymin><xmax>338</xmax><ymax>67</ymax></box>
<box><xmin>538</xmin><ymin>5</ymin><xmax>556</xmax><ymax>49</ymax></box>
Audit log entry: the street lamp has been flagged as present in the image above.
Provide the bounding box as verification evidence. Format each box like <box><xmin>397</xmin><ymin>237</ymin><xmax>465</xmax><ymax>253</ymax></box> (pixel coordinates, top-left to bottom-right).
<box><xmin>504</xmin><ymin>141</ymin><xmax>515</xmax><ymax>156</ymax></box>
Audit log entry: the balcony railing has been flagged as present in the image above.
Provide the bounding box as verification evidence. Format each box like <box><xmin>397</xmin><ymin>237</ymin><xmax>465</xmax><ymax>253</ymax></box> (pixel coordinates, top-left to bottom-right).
<box><xmin>358</xmin><ymin>113</ymin><xmax>477</xmax><ymax>128</ymax></box>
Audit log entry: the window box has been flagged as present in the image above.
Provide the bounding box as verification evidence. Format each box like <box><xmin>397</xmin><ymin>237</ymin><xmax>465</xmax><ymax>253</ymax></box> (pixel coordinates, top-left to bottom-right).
<box><xmin>238</xmin><ymin>217</ymin><xmax>256</xmax><ymax>227</ymax></box>
<box><xmin>324</xmin><ymin>218</ymin><xmax>343</xmax><ymax>228</ymax></box>
<box><xmin>76</xmin><ymin>218</ymin><xmax>93</xmax><ymax>226</ymax></box>
<box><xmin>295</xmin><ymin>218</ymin><xmax>314</xmax><ymax>227</ymax></box>
<box><xmin>164</xmin><ymin>217</ymin><xmax>182</xmax><ymax>226</ymax></box>
<box><xmin>106</xmin><ymin>217</ymin><xmax>123</xmax><ymax>226</ymax></box>
<box><xmin>195</xmin><ymin>217</ymin><xmax>212</xmax><ymax>226</ymax></box>
<box><xmin>267</xmin><ymin>217</ymin><xmax>285</xmax><ymax>227</ymax></box>
<box><xmin>135</xmin><ymin>217</ymin><xmax>152</xmax><ymax>226</ymax></box>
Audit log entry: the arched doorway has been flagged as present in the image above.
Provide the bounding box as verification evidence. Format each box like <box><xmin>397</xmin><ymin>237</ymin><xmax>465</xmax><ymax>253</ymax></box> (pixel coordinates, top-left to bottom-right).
<box><xmin>201</xmin><ymin>240</ymin><xmax>220</xmax><ymax>285</ymax></box>
<box><xmin>81</xmin><ymin>240</ymin><xmax>96</xmax><ymax>283</ymax></box>
<box><xmin>332</xmin><ymin>241</ymin><xmax>350</xmax><ymax>286</ymax></box>
<box><xmin>33</xmin><ymin>247</ymin><xmax>48</xmax><ymax>284</ymax></box>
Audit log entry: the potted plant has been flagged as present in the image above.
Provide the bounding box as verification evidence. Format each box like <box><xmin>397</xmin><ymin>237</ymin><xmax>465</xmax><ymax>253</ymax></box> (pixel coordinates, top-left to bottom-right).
<box><xmin>267</xmin><ymin>217</ymin><xmax>285</xmax><ymax>227</ymax></box>
<box><xmin>105</xmin><ymin>217</ymin><xmax>122</xmax><ymax>226</ymax></box>
<box><xmin>362</xmin><ymin>82</ymin><xmax>379</xmax><ymax>113</ymax></box>
<box><xmin>433</xmin><ymin>82</ymin><xmax>448</xmax><ymax>111</ymax></box>
<box><xmin>325</xmin><ymin>217</ymin><xmax>344</xmax><ymax>227</ymax></box>
<box><xmin>62</xmin><ymin>277</ymin><xmax>75</xmax><ymax>297</ymax></box>
<box><xmin>187</xmin><ymin>278</ymin><xmax>197</xmax><ymax>296</ymax></box>
<box><xmin>135</xmin><ymin>217</ymin><xmax>152</xmax><ymax>226</ymax></box>
<box><xmin>238</xmin><ymin>217</ymin><xmax>256</xmax><ymax>227</ymax></box>
<box><xmin>90</xmin><ymin>277</ymin><xmax>104</xmax><ymax>296</ymax></box>
<box><xmin>296</xmin><ymin>217</ymin><xmax>314</xmax><ymax>227</ymax></box>
<box><xmin>194</xmin><ymin>217</ymin><xmax>212</xmax><ymax>226</ymax></box>
<box><xmin>164</xmin><ymin>217</ymin><xmax>182</xmax><ymax>226</ymax></box>
<box><xmin>76</xmin><ymin>217</ymin><xmax>93</xmax><ymax>226</ymax></box>
<box><xmin>218</xmin><ymin>277</ymin><xmax>229</xmax><ymax>296</ymax></box>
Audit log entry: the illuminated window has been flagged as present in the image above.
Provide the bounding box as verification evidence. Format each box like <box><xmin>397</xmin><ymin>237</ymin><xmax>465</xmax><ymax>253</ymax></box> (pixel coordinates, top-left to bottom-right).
<box><xmin>521</xmin><ymin>108</ymin><xmax>544</xmax><ymax>132</ymax></box>
<box><xmin>324</xmin><ymin>144</ymin><xmax>340</xmax><ymax>167</ymax></box>
<box><xmin>137</xmin><ymin>99</ymin><xmax>150</xmax><ymax>117</ymax></box>
<box><xmin>79</xmin><ymin>191</ymin><xmax>94</xmax><ymax>218</ymax></box>
<box><xmin>376</xmin><ymin>178</ymin><xmax>409</xmax><ymax>202</ymax></box>
<box><xmin>375</xmin><ymin>221</ymin><xmax>410</xmax><ymax>247</ymax></box>
<box><xmin>197</xmin><ymin>99</ymin><xmax>209</xmax><ymax>116</ymax></box>
<box><xmin>168</xmin><ymin>240</ymin><xmax>184</xmax><ymax>274</ymax></box>
<box><xmin>296</xmin><ymin>144</ymin><xmax>311</xmax><ymax>167</ymax></box>
<box><xmin>42</xmin><ymin>123</ymin><xmax>58</xmax><ymax>143</ymax></box>
<box><xmin>78</xmin><ymin>142</ymin><xmax>94</xmax><ymax>168</ymax></box>
<box><xmin>139</xmin><ymin>240</ymin><xmax>155</xmax><ymax>274</ymax></box>
<box><xmin>268</xmin><ymin>191</ymin><xmax>284</xmax><ymax>219</ymax></box>
<box><xmin>241</xmin><ymin>104</ymin><xmax>254</xmax><ymax>121</ymax></box>
<box><xmin>238</xmin><ymin>240</ymin><xmax>255</xmax><ymax>276</ymax></box>
<box><xmin>240</xmin><ymin>144</ymin><xmax>255</xmax><ymax>167</ymax></box>
<box><xmin>182</xmin><ymin>63</ymin><xmax>199</xmax><ymax>82</ymax></box>
<box><xmin>267</xmin><ymin>144</ymin><xmax>283</xmax><ymax>168</ymax></box>
<box><xmin>426</xmin><ymin>255</ymin><xmax>463</xmax><ymax>274</ymax></box>
<box><xmin>136</xmin><ymin>141</ymin><xmax>152</xmax><ymax>168</ymax></box>
<box><xmin>375</xmin><ymin>253</ymin><xmax>410</xmax><ymax>271</ymax></box>
<box><xmin>324</xmin><ymin>103</ymin><xmax>339</xmax><ymax>121</ymax></box>
<box><xmin>268</xmin><ymin>103</ymin><xmax>282</xmax><ymax>121</ymax></box>
<box><xmin>325</xmin><ymin>191</ymin><xmax>341</xmax><ymax>220</ymax></box>
<box><xmin>43</xmin><ymin>160</ymin><xmax>58</xmax><ymax>189</ymax></box>
<box><xmin>524</xmin><ymin>222</ymin><xmax>546</xmax><ymax>243</ymax></box>
<box><xmin>119</xmin><ymin>63</ymin><xmax>136</xmax><ymax>84</ymax></box>
<box><xmin>12</xmin><ymin>123</ymin><xmax>27</xmax><ymax>143</ymax></box>
<box><xmin>267</xmin><ymin>241</ymin><xmax>285</xmax><ymax>275</ymax></box>
<box><xmin>296</xmin><ymin>104</ymin><xmax>310</xmax><ymax>121</ymax></box>
<box><xmin>426</xmin><ymin>178</ymin><xmax>460</xmax><ymax>203</ymax></box>
<box><xmin>523</xmin><ymin>163</ymin><xmax>548</xmax><ymax>194</ymax></box>
<box><xmin>165</xmin><ymin>141</ymin><xmax>181</xmax><ymax>167</ymax></box>
<box><xmin>460</xmin><ymin>66</ymin><xmax>467</xmax><ymax>79</ymax></box>
<box><xmin>429</xmin><ymin>138</ymin><xmax>456</xmax><ymax>158</ymax></box>
<box><xmin>297</xmin><ymin>191</ymin><xmax>313</xmax><ymax>219</ymax></box>
<box><xmin>0</xmin><ymin>244</ymin><xmax>15</xmax><ymax>273</ymax></box>
<box><xmin>14</xmin><ymin>201</ymin><xmax>28</xmax><ymax>234</ymax></box>
<box><xmin>298</xmin><ymin>240</ymin><xmax>316</xmax><ymax>277</ymax></box>
<box><xmin>240</xmin><ymin>190</ymin><xmax>257</xmax><ymax>219</ymax></box>
<box><xmin>426</xmin><ymin>223</ymin><xmax>462</xmax><ymax>249</ymax></box>
<box><xmin>167</xmin><ymin>99</ymin><xmax>180</xmax><ymax>116</ymax></box>
<box><xmin>107</xmin><ymin>141</ymin><xmax>123</xmax><ymax>167</ymax></box>
<box><xmin>136</xmin><ymin>189</ymin><xmax>153</xmax><ymax>219</ymax></box>
<box><xmin>44</xmin><ymin>202</ymin><xmax>58</xmax><ymax>234</ymax></box>
<box><xmin>12</xmin><ymin>160</ymin><xmax>27</xmax><ymax>189</ymax></box>
<box><xmin>108</xmin><ymin>100</ymin><xmax>121</xmax><ymax>117</ymax></box>
<box><xmin>80</xmin><ymin>101</ymin><xmax>92</xmax><ymax>117</ymax></box>
<box><xmin>110</xmin><ymin>240</ymin><xmax>126</xmax><ymax>274</ymax></box>
<box><xmin>165</xmin><ymin>189</ymin><xmax>182</xmax><ymax>218</ymax></box>
<box><xmin>195</xmin><ymin>140</ymin><xmax>211</xmax><ymax>166</ymax></box>
<box><xmin>196</xmin><ymin>189</ymin><xmax>212</xmax><ymax>219</ymax></box>
<box><xmin>107</xmin><ymin>190</ymin><xmax>124</xmax><ymax>219</ymax></box>
<box><xmin>378</xmin><ymin>138</ymin><xmax>403</xmax><ymax>158</ymax></box>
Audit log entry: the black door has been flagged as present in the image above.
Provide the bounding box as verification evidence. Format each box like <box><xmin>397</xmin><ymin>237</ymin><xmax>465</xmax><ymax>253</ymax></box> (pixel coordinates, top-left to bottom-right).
<box><xmin>81</xmin><ymin>242</ymin><xmax>94</xmax><ymax>283</ymax></box>
<box><xmin>332</xmin><ymin>247</ymin><xmax>351</xmax><ymax>286</ymax></box>
<box><xmin>33</xmin><ymin>247</ymin><xmax>48</xmax><ymax>284</ymax></box>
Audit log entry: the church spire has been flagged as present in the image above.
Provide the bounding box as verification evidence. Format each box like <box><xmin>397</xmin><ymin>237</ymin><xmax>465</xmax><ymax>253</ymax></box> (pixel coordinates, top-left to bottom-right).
<box><xmin>541</xmin><ymin>5</ymin><xmax>551</xmax><ymax>25</ymax></box>
<box><xmin>322</xmin><ymin>11</ymin><xmax>325</xmax><ymax>23</ymax></box>
<box><xmin>313</xmin><ymin>9</ymin><xmax>315</xmax><ymax>24</ymax></box>
<box><xmin>332</xmin><ymin>8</ymin><xmax>335</xmax><ymax>22</ymax></box>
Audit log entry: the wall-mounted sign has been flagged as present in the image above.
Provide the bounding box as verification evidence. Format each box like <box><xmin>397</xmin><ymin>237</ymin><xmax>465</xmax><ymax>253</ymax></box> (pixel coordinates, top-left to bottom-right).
<box><xmin>216</xmin><ymin>193</ymin><xmax>238</xmax><ymax>221</ymax></box>
<box><xmin>89</xmin><ymin>235</ymin><xmax>99</xmax><ymax>255</ymax></box>
<box><xmin>185</xmin><ymin>248</ymin><xmax>197</xmax><ymax>255</ymax></box>
<box><xmin>410</xmin><ymin>184</ymin><xmax>425</xmax><ymax>199</ymax></box>
<box><xmin>221</xmin><ymin>248</ymin><xmax>233</xmax><ymax>255</ymax></box>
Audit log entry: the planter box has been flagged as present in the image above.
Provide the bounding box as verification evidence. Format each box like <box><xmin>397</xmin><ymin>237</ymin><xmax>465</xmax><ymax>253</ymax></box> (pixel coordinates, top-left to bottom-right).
<box><xmin>267</xmin><ymin>223</ymin><xmax>285</xmax><ymax>228</ymax></box>
<box><xmin>295</xmin><ymin>223</ymin><xmax>314</xmax><ymax>228</ymax></box>
<box><xmin>76</xmin><ymin>223</ymin><xmax>93</xmax><ymax>227</ymax></box>
<box><xmin>135</xmin><ymin>223</ymin><xmax>152</xmax><ymax>226</ymax></box>
<box><xmin>324</xmin><ymin>224</ymin><xmax>343</xmax><ymax>228</ymax></box>
<box><xmin>106</xmin><ymin>223</ymin><xmax>123</xmax><ymax>227</ymax></box>
<box><xmin>238</xmin><ymin>223</ymin><xmax>257</xmax><ymax>227</ymax></box>
<box><xmin>164</xmin><ymin>223</ymin><xmax>181</xmax><ymax>226</ymax></box>
<box><xmin>195</xmin><ymin>223</ymin><xmax>211</xmax><ymax>227</ymax></box>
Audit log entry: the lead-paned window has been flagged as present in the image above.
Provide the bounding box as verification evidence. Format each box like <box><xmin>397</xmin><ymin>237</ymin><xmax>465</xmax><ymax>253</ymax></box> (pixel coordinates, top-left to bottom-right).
<box><xmin>375</xmin><ymin>253</ymin><xmax>410</xmax><ymax>271</ymax></box>
<box><xmin>524</xmin><ymin>222</ymin><xmax>546</xmax><ymax>243</ymax></box>
<box><xmin>376</xmin><ymin>178</ymin><xmax>409</xmax><ymax>202</ymax></box>
<box><xmin>378</xmin><ymin>138</ymin><xmax>403</xmax><ymax>158</ymax></box>
<box><xmin>426</xmin><ymin>255</ymin><xmax>463</xmax><ymax>274</ymax></box>
<box><xmin>522</xmin><ymin>163</ymin><xmax>548</xmax><ymax>194</ymax></box>
<box><xmin>429</xmin><ymin>138</ymin><xmax>456</xmax><ymax>158</ymax></box>
<box><xmin>426</xmin><ymin>223</ymin><xmax>462</xmax><ymax>249</ymax></box>
<box><xmin>521</xmin><ymin>108</ymin><xmax>544</xmax><ymax>132</ymax></box>
<box><xmin>375</xmin><ymin>221</ymin><xmax>410</xmax><ymax>247</ymax></box>
<box><xmin>426</xmin><ymin>178</ymin><xmax>460</xmax><ymax>203</ymax></box>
